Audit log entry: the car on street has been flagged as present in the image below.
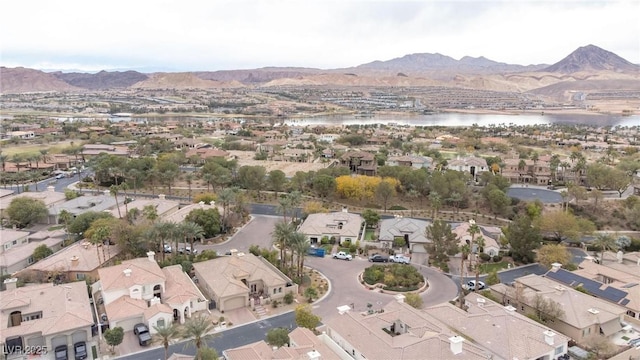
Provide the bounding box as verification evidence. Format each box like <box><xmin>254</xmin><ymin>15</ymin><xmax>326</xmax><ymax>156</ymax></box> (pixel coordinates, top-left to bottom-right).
<box><xmin>178</xmin><ymin>246</ymin><xmax>198</xmax><ymax>255</ymax></box>
<box><xmin>332</xmin><ymin>251</ymin><xmax>353</xmax><ymax>261</ymax></box>
<box><xmin>368</xmin><ymin>254</ymin><xmax>389</xmax><ymax>263</ymax></box>
<box><xmin>389</xmin><ymin>254</ymin><xmax>410</xmax><ymax>264</ymax></box>
<box><xmin>54</xmin><ymin>345</ymin><xmax>68</xmax><ymax>360</ymax></box>
<box><xmin>465</xmin><ymin>280</ymin><xmax>486</xmax><ymax>291</ymax></box>
<box><xmin>73</xmin><ymin>341</ymin><xmax>88</xmax><ymax>360</ymax></box>
<box><xmin>133</xmin><ymin>323</ymin><xmax>152</xmax><ymax>346</ymax></box>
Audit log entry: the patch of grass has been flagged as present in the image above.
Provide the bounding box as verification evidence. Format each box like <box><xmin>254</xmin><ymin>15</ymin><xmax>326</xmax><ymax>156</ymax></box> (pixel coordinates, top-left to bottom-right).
<box><xmin>479</xmin><ymin>261</ymin><xmax>509</xmax><ymax>274</ymax></box>
<box><xmin>48</xmin><ymin>225</ymin><xmax>64</xmax><ymax>231</ymax></box>
<box><xmin>364</xmin><ymin>229</ymin><xmax>375</xmax><ymax>241</ymax></box>
<box><xmin>389</xmin><ymin>205</ymin><xmax>407</xmax><ymax>210</ymax></box>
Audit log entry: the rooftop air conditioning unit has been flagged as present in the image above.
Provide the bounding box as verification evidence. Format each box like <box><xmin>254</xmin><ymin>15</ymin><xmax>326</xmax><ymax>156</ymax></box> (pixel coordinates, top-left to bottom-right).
<box><xmin>588</xmin><ymin>308</ymin><xmax>600</xmax><ymax>315</ymax></box>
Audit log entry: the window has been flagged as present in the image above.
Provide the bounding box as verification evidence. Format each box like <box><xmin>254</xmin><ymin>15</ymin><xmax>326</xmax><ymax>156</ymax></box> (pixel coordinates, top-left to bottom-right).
<box><xmin>555</xmin><ymin>346</ymin><xmax>563</xmax><ymax>355</ymax></box>
<box><xmin>12</xmin><ymin>240</ymin><xmax>17</xmax><ymax>245</ymax></box>
<box><xmin>76</xmin><ymin>273</ymin><xmax>86</xmax><ymax>280</ymax></box>
<box><xmin>157</xmin><ymin>319</ymin><xmax>165</xmax><ymax>328</ymax></box>
<box><xmin>279</xmin><ymin>287</ymin><xmax>282</xmax><ymax>293</ymax></box>
<box><xmin>28</xmin><ymin>256</ymin><xmax>34</xmax><ymax>265</ymax></box>
<box><xmin>273</xmin><ymin>289</ymin><xmax>277</xmax><ymax>295</ymax></box>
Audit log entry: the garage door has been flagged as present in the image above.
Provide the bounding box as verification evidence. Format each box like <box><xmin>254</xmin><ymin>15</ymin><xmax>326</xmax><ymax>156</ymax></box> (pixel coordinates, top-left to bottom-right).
<box><xmin>51</xmin><ymin>335</ymin><xmax>67</xmax><ymax>348</ymax></box>
<box><xmin>71</xmin><ymin>330</ymin><xmax>87</xmax><ymax>344</ymax></box>
<box><xmin>116</xmin><ymin>317</ymin><xmax>143</xmax><ymax>332</ymax></box>
<box><xmin>224</xmin><ymin>297</ymin><xmax>246</xmax><ymax>311</ymax></box>
<box><xmin>26</xmin><ymin>336</ymin><xmax>45</xmax><ymax>347</ymax></box>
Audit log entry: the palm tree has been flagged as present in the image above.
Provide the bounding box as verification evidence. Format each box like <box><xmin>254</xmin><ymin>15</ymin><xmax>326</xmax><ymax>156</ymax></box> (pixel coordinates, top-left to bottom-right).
<box><xmin>110</xmin><ymin>185</ymin><xmax>123</xmax><ymax>219</ymax></box>
<box><xmin>550</xmin><ymin>154</ymin><xmax>560</xmax><ymax>182</ymax></box>
<box><xmin>290</xmin><ymin>231</ymin><xmax>310</xmax><ymax>278</ymax></box>
<box><xmin>143</xmin><ymin>204</ymin><xmax>159</xmax><ymax>224</ymax></box>
<box><xmin>180</xmin><ymin>222</ymin><xmax>205</xmax><ymax>256</ymax></box>
<box><xmin>287</xmin><ymin>191</ymin><xmax>302</xmax><ymax>223</ymax></box>
<box><xmin>459</xmin><ymin>243</ymin><xmax>470</xmax><ymax>309</ymax></box>
<box><xmin>474</xmin><ymin>236</ymin><xmax>485</xmax><ymax>292</ymax></box>
<box><xmin>153</xmin><ymin>323</ymin><xmax>181</xmax><ymax>360</ymax></box>
<box><xmin>278</xmin><ymin>196</ymin><xmax>292</xmax><ymax>223</ymax></box>
<box><xmin>183</xmin><ymin>314</ymin><xmax>214</xmax><ymax>353</ymax></box>
<box><xmin>467</xmin><ymin>221</ymin><xmax>481</xmax><ymax>292</ymax></box>
<box><xmin>593</xmin><ymin>233</ymin><xmax>618</xmax><ymax>264</ymax></box>
<box><xmin>217</xmin><ymin>188</ymin><xmax>235</xmax><ymax>233</ymax></box>
<box><xmin>429</xmin><ymin>191</ymin><xmax>441</xmax><ymax>220</ymax></box>
<box><xmin>59</xmin><ymin>209</ymin><xmax>73</xmax><ymax>242</ymax></box>
<box><xmin>272</xmin><ymin>222</ymin><xmax>295</xmax><ymax>268</ymax></box>
<box><xmin>185</xmin><ymin>173</ymin><xmax>194</xmax><ymax>202</ymax></box>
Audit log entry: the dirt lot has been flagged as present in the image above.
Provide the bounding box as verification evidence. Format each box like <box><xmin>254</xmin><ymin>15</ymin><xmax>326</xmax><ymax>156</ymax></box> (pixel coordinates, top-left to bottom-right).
<box><xmin>228</xmin><ymin>150</ymin><xmax>329</xmax><ymax>177</ymax></box>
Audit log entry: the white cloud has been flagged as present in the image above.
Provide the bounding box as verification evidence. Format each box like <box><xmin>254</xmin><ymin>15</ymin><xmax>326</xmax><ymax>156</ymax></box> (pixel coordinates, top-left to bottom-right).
<box><xmin>2</xmin><ymin>0</ymin><xmax>638</xmax><ymax>71</ymax></box>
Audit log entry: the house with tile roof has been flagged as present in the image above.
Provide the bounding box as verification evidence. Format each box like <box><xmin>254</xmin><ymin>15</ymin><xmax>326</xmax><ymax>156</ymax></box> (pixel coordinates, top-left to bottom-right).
<box><xmin>16</xmin><ymin>240</ymin><xmax>120</xmax><ymax>284</ymax></box>
<box><xmin>298</xmin><ymin>210</ymin><xmax>363</xmax><ymax>245</ymax></box>
<box><xmin>0</xmin><ymin>187</ymin><xmax>67</xmax><ymax>224</ymax></box>
<box><xmin>193</xmin><ymin>252</ymin><xmax>297</xmax><ymax>313</ymax></box>
<box><xmin>489</xmin><ymin>272</ymin><xmax>627</xmax><ymax>345</ymax></box>
<box><xmin>378</xmin><ymin>217</ymin><xmax>431</xmax><ymax>254</ymax></box>
<box><xmin>451</xmin><ymin>221</ymin><xmax>501</xmax><ymax>257</ymax></box>
<box><xmin>447</xmin><ymin>156</ymin><xmax>488</xmax><ymax>182</ymax></box>
<box><xmin>428</xmin><ymin>292</ymin><xmax>569</xmax><ymax>360</ymax></box>
<box><xmin>324</xmin><ymin>297</ymin><xmax>493</xmax><ymax>360</ymax></box>
<box><xmin>93</xmin><ymin>252</ymin><xmax>207</xmax><ymax>333</ymax></box>
<box><xmin>223</xmin><ymin>327</ymin><xmax>344</xmax><ymax>360</ymax></box>
<box><xmin>0</xmin><ymin>280</ymin><xmax>93</xmax><ymax>357</ymax></box>
<box><xmin>0</xmin><ymin>229</ymin><xmax>66</xmax><ymax>276</ymax></box>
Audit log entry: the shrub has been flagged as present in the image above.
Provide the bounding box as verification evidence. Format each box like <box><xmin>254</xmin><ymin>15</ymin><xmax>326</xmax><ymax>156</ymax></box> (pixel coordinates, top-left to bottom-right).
<box><xmin>349</xmin><ymin>244</ymin><xmax>357</xmax><ymax>254</ymax></box>
<box><xmin>479</xmin><ymin>253</ymin><xmax>491</xmax><ymax>262</ymax></box>
<box><xmin>320</xmin><ymin>236</ymin><xmax>330</xmax><ymax>245</ymax></box>
<box><xmin>389</xmin><ymin>205</ymin><xmax>407</xmax><ymax>210</ymax></box>
<box><xmin>492</xmin><ymin>255</ymin><xmax>503</xmax><ymax>262</ymax></box>
<box><xmin>283</xmin><ymin>292</ymin><xmax>294</xmax><ymax>305</ymax></box>
<box><xmin>272</xmin><ymin>300</ymin><xmax>280</xmax><ymax>308</ymax></box>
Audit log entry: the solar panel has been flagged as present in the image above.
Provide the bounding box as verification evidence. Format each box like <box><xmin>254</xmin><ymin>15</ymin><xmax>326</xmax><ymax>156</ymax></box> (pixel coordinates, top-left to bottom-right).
<box><xmin>546</xmin><ymin>269</ymin><xmax>628</xmax><ymax>303</ymax></box>
<box><xmin>620</xmin><ymin>299</ymin><xmax>631</xmax><ymax>306</ymax></box>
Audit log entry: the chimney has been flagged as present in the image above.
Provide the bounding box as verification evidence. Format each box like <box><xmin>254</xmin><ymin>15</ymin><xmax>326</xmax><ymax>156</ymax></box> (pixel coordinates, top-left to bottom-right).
<box><xmin>395</xmin><ymin>294</ymin><xmax>406</xmax><ymax>303</ymax></box>
<box><xmin>449</xmin><ymin>336</ymin><xmax>464</xmax><ymax>355</ymax></box>
<box><xmin>70</xmin><ymin>255</ymin><xmax>79</xmax><ymax>266</ymax></box>
<box><xmin>47</xmin><ymin>185</ymin><xmax>55</xmax><ymax>192</ymax></box>
<box><xmin>504</xmin><ymin>305</ymin><xmax>516</xmax><ymax>313</ymax></box>
<box><xmin>123</xmin><ymin>268</ymin><xmax>132</xmax><ymax>277</ymax></box>
<box><xmin>617</xmin><ymin>251</ymin><xmax>624</xmax><ymax>264</ymax></box>
<box><xmin>158</xmin><ymin>194</ymin><xmax>166</xmax><ymax>200</ymax></box>
<box><xmin>3</xmin><ymin>278</ymin><xmax>18</xmax><ymax>291</ymax></box>
<box><xmin>551</xmin><ymin>263</ymin><xmax>562</xmax><ymax>271</ymax></box>
<box><xmin>543</xmin><ymin>330</ymin><xmax>556</xmax><ymax>345</ymax></box>
<box><xmin>307</xmin><ymin>350</ymin><xmax>321</xmax><ymax>360</ymax></box>
<box><xmin>149</xmin><ymin>296</ymin><xmax>161</xmax><ymax>306</ymax></box>
<box><xmin>476</xmin><ymin>297</ymin><xmax>486</xmax><ymax>307</ymax></box>
<box><xmin>230</xmin><ymin>249</ymin><xmax>238</xmax><ymax>256</ymax></box>
<box><xmin>342</xmin><ymin>206</ymin><xmax>348</xmax><ymax>213</ymax></box>
<box><xmin>147</xmin><ymin>251</ymin><xmax>156</xmax><ymax>262</ymax></box>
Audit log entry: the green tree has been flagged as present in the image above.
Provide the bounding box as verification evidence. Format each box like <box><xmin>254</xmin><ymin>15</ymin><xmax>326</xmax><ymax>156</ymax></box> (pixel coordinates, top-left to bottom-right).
<box><xmin>362</xmin><ymin>209</ymin><xmax>381</xmax><ymax>228</ymax></box>
<box><xmin>266</xmin><ymin>328</ymin><xmax>290</xmax><ymax>348</ymax></box>
<box><xmin>404</xmin><ymin>293</ymin><xmax>423</xmax><ymax>309</ymax></box>
<box><xmin>237</xmin><ymin>165</ymin><xmax>266</xmax><ymax>194</ymax></box>
<box><xmin>104</xmin><ymin>326</ymin><xmax>124</xmax><ymax>354</ymax></box>
<box><xmin>183</xmin><ymin>314</ymin><xmax>214</xmax><ymax>351</ymax></box>
<box><xmin>375</xmin><ymin>181</ymin><xmax>396</xmax><ymax>212</ymax></box>
<box><xmin>67</xmin><ymin>211</ymin><xmax>114</xmax><ymax>237</ymax></box>
<box><xmin>290</xmin><ymin>231</ymin><xmax>310</xmax><ymax>278</ymax></box>
<box><xmin>536</xmin><ymin>211</ymin><xmax>595</xmax><ymax>243</ymax></box>
<box><xmin>196</xmin><ymin>346</ymin><xmax>220</xmax><ymax>360</ymax></box>
<box><xmin>295</xmin><ymin>304</ymin><xmax>321</xmax><ymax>330</ymax></box>
<box><xmin>312</xmin><ymin>174</ymin><xmax>336</xmax><ymax>199</ymax></box>
<box><xmin>304</xmin><ymin>286</ymin><xmax>318</xmax><ymax>303</ymax></box>
<box><xmin>593</xmin><ymin>233</ymin><xmax>618</xmax><ymax>264</ymax></box>
<box><xmin>7</xmin><ymin>197</ymin><xmax>48</xmax><ymax>228</ymax></box>
<box><xmin>536</xmin><ymin>244</ymin><xmax>570</xmax><ymax>268</ymax></box>
<box><xmin>607</xmin><ymin>168</ymin><xmax>630</xmax><ymax>197</ymax></box>
<box><xmin>142</xmin><ymin>204</ymin><xmax>159</xmax><ymax>224</ymax></box>
<box><xmin>486</xmin><ymin>188</ymin><xmax>510</xmax><ymax>216</ymax></box>
<box><xmin>153</xmin><ymin>323</ymin><xmax>181</xmax><ymax>360</ymax></box>
<box><xmin>185</xmin><ymin>208</ymin><xmax>221</xmax><ymax>239</ymax></box>
<box><xmin>425</xmin><ymin>220</ymin><xmax>459</xmax><ymax>265</ymax></box>
<box><xmin>267</xmin><ymin>170</ymin><xmax>287</xmax><ymax>199</ymax></box>
<box><xmin>33</xmin><ymin>244</ymin><xmax>53</xmax><ymax>261</ymax></box>
<box><xmin>485</xmin><ymin>269</ymin><xmax>500</xmax><ymax>286</ymax></box>
<box><xmin>505</xmin><ymin>215</ymin><xmax>541</xmax><ymax>263</ymax></box>
<box><xmin>180</xmin><ymin>221</ymin><xmax>206</xmax><ymax>255</ymax></box>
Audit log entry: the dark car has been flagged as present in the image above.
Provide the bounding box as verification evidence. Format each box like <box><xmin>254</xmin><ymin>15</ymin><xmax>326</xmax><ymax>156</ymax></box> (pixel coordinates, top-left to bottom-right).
<box><xmin>368</xmin><ymin>254</ymin><xmax>389</xmax><ymax>263</ymax></box>
<box><xmin>74</xmin><ymin>341</ymin><xmax>88</xmax><ymax>360</ymax></box>
<box><xmin>54</xmin><ymin>345</ymin><xmax>68</xmax><ymax>360</ymax></box>
<box><xmin>133</xmin><ymin>323</ymin><xmax>152</xmax><ymax>346</ymax></box>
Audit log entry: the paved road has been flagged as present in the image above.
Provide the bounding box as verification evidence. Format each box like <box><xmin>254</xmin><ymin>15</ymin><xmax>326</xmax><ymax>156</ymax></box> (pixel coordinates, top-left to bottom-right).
<box><xmin>451</xmin><ymin>263</ymin><xmax>548</xmax><ymax>290</ymax></box>
<box><xmin>116</xmin><ymin>312</ymin><xmax>296</xmax><ymax>360</ymax></box>
<box><xmin>507</xmin><ymin>186</ymin><xmax>563</xmax><ymax>203</ymax></box>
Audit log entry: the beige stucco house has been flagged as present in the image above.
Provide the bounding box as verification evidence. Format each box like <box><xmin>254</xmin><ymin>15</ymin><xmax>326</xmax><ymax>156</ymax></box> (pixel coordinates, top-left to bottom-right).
<box><xmin>193</xmin><ymin>253</ymin><xmax>297</xmax><ymax>313</ymax></box>
<box><xmin>0</xmin><ymin>279</ymin><xmax>93</xmax><ymax>357</ymax></box>
<box><xmin>298</xmin><ymin>210</ymin><xmax>363</xmax><ymax>245</ymax></box>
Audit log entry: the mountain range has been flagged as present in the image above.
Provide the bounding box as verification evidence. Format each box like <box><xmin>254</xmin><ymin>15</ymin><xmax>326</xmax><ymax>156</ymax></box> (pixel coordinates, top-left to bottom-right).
<box><xmin>1</xmin><ymin>44</ymin><xmax>639</xmax><ymax>99</ymax></box>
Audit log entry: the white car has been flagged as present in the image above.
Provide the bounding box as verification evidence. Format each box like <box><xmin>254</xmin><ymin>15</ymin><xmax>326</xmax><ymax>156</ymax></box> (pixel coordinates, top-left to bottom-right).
<box><xmin>332</xmin><ymin>251</ymin><xmax>353</xmax><ymax>261</ymax></box>
<box><xmin>389</xmin><ymin>254</ymin><xmax>410</xmax><ymax>264</ymax></box>
<box><xmin>465</xmin><ymin>280</ymin><xmax>486</xmax><ymax>291</ymax></box>
<box><xmin>178</xmin><ymin>246</ymin><xmax>198</xmax><ymax>255</ymax></box>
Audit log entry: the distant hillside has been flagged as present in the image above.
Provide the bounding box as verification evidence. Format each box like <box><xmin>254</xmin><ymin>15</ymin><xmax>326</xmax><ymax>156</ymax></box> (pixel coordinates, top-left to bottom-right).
<box><xmin>194</xmin><ymin>67</ymin><xmax>323</xmax><ymax>83</ymax></box>
<box><xmin>131</xmin><ymin>72</ymin><xmax>245</xmax><ymax>89</ymax></box>
<box><xmin>355</xmin><ymin>53</ymin><xmax>545</xmax><ymax>73</ymax></box>
<box><xmin>53</xmin><ymin>70</ymin><xmax>149</xmax><ymax>90</ymax></box>
<box><xmin>0</xmin><ymin>67</ymin><xmax>79</xmax><ymax>93</ymax></box>
<box><xmin>541</xmin><ymin>44</ymin><xmax>639</xmax><ymax>73</ymax></box>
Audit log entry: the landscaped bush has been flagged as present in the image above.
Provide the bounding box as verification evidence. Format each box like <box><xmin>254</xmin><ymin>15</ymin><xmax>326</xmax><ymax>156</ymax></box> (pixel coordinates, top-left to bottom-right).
<box><xmin>283</xmin><ymin>292</ymin><xmax>294</xmax><ymax>305</ymax></box>
<box><xmin>320</xmin><ymin>236</ymin><xmax>330</xmax><ymax>245</ymax></box>
<box><xmin>492</xmin><ymin>255</ymin><xmax>503</xmax><ymax>262</ymax></box>
<box><xmin>389</xmin><ymin>205</ymin><xmax>407</xmax><ymax>210</ymax></box>
<box><xmin>479</xmin><ymin>253</ymin><xmax>491</xmax><ymax>262</ymax></box>
<box><xmin>363</xmin><ymin>264</ymin><xmax>423</xmax><ymax>290</ymax></box>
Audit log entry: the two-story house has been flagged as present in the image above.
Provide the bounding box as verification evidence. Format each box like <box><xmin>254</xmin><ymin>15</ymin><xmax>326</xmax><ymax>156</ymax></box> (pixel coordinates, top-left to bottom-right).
<box><xmin>340</xmin><ymin>151</ymin><xmax>377</xmax><ymax>176</ymax></box>
<box><xmin>447</xmin><ymin>156</ymin><xmax>488</xmax><ymax>182</ymax></box>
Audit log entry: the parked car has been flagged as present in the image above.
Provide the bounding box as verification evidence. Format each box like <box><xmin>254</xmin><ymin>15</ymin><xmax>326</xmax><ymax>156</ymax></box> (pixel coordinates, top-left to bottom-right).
<box><xmin>465</xmin><ymin>280</ymin><xmax>486</xmax><ymax>291</ymax></box>
<box><xmin>368</xmin><ymin>254</ymin><xmax>389</xmax><ymax>263</ymax></box>
<box><xmin>163</xmin><ymin>244</ymin><xmax>172</xmax><ymax>253</ymax></box>
<box><xmin>54</xmin><ymin>345</ymin><xmax>68</xmax><ymax>360</ymax></box>
<box><xmin>389</xmin><ymin>254</ymin><xmax>410</xmax><ymax>264</ymax></box>
<box><xmin>178</xmin><ymin>246</ymin><xmax>198</xmax><ymax>255</ymax></box>
<box><xmin>74</xmin><ymin>341</ymin><xmax>88</xmax><ymax>360</ymax></box>
<box><xmin>133</xmin><ymin>323</ymin><xmax>152</xmax><ymax>346</ymax></box>
<box><xmin>332</xmin><ymin>251</ymin><xmax>353</xmax><ymax>261</ymax></box>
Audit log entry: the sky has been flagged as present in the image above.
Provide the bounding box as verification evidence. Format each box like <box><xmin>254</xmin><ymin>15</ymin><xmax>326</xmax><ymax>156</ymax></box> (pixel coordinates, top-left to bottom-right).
<box><xmin>2</xmin><ymin>0</ymin><xmax>639</xmax><ymax>73</ymax></box>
